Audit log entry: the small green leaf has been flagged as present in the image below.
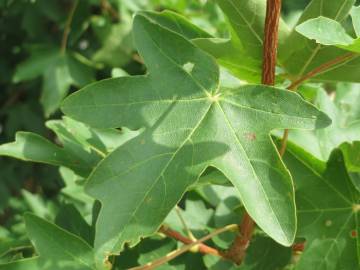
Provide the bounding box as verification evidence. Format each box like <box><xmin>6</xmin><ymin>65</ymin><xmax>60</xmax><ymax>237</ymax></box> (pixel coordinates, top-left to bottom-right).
<box><xmin>25</xmin><ymin>213</ymin><xmax>95</xmax><ymax>269</ymax></box>
<box><xmin>12</xmin><ymin>47</ymin><xmax>60</xmax><ymax>83</ymax></box>
<box><xmin>0</xmin><ymin>214</ymin><xmax>96</xmax><ymax>270</ymax></box>
<box><xmin>55</xmin><ymin>204</ymin><xmax>93</xmax><ymax>245</ymax></box>
<box><xmin>0</xmin><ymin>117</ymin><xmax>139</xmax><ymax>177</ymax></box>
<box><xmin>41</xmin><ymin>55</ymin><xmax>73</xmax><ymax>117</ymax></box>
<box><xmin>0</xmin><ymin>132</ymin><xmax>90</xmax><ymax>174</ymax></box>
<box><xmin>296</xmin><ymin>16</ymin><xmax>354</xmax><ymax>46</ymax></box>
<box><xmin>296</xmin><ymin>16</ymin><xmax>360</xmax><ymax>54</ymax></box>
<box><xmin>13</xmin><ymin>47</ymin><xmax>94</xmax><ymax>116</ymax></box>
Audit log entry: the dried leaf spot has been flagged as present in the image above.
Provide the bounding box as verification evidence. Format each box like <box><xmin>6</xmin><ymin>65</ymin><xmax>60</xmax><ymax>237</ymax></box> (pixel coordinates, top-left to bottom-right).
<box><xmin>245</xmin><ymin>132</ymin><xmax>257</xmax><ymax>141</ymax></box>
<box><xmin>350</xmin><ymin>230</ymin><xmax>358</xmax><ymax>238</ymax></box>
<box><xmin>140</xmin><ymin>139</ymin><xmax>146</xmax><ymax>145</ymax></box>
<box><xmin>183</xmin><ymin>62</ymin><xmax>194</xmax><ymax>73</ymax></box>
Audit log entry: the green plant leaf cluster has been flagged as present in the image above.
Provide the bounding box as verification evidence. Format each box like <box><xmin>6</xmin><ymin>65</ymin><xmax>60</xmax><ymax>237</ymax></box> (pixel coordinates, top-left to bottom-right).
<box><xmin>1</xmin><ymin>0</ymin><xmax>360</xmax><ymax>269</ymax></box>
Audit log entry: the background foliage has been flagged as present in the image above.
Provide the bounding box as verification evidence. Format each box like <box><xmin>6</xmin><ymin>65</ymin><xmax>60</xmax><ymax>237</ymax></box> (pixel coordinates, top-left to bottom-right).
<box><xmin>1</xmin><ymin>0</ymin><xmax>360</xmax><ymax>269</ymax></box>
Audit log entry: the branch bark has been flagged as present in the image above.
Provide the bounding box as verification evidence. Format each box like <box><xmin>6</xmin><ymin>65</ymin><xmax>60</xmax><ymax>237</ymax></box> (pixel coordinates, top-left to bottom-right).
<box><xmin>159</xmin><ymin>226</ymin><xmax>223</xmax><ymax>257</ymax></box>
<box><xmin>225</xmin><ymin>0</ymin><xmax>282</xmax><ymax>264</ymax></box>
<box><xmin>262</xmin><ymin>0</ymin><xmax>282</xmax><ymax>85</ymax></box>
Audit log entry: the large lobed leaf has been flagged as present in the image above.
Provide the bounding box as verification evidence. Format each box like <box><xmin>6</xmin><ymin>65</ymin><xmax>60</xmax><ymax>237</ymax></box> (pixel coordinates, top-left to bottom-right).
<box><xmin>62</xmin><ymin>12</ymin><xmax>330</xmax><ymax>266</ymax></box>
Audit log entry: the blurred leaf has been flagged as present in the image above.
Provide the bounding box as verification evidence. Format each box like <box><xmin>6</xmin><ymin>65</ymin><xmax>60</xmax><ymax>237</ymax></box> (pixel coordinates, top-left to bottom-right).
<box><xmin>21</xmin><ymin>190</ymin><xmax>54</xmax><ymax>220</ymax></box>
<box><xmin>91</xmin><ymin>16</ymin><xmax>133</xmax><ymax>68</ymax></box>
<box><xmin>13</xmin><ymin>47</ymin><xmax>94</xmax><ymax>116</ymax></box>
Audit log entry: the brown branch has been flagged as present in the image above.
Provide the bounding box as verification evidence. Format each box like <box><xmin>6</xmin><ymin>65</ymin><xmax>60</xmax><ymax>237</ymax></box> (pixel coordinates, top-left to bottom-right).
<box><xmin>262</xmin><ymin>0</ymin><xmax>282</xmax><ymax>85</ymax></box>
<box><xmin>278</xmin><ymin>52</ymin><xmax>357</xmax><ymax>156</ymax></box>
<box><xmin>223</xmin><ymin>213</ymin><xmax>255</xmax><ymax>264</ymax></box>
<box><xmin>225</xmin><ymin>0</ymin><xmax>283</xmax><ymax>265</ymax></box>
<box><xmin>60</xmin><ymin>0</ymin><xmax>79</xmax><ymax>54</ymax></box>
<box><xmin>129</xmin><ymin>224</ymin><xmax>238</xmax><ymax>270</ymax></box>
<box><xmin>159</xmin><ymin>226</ymin><xmax>223</xmax><ymax>257</ymax></box>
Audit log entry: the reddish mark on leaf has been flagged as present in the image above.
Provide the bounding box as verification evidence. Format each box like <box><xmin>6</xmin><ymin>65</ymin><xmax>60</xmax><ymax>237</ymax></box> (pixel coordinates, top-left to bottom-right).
<box><xmin>292</xmin><ymin>242</ymin><xmax>305</xmax><ymax>252</ymax></box>
<box><xmin>350</xmin><ymin>230</ymin><xmax>358</xmax><ymax>238</ymax></box>
<box><xmin>244</xmin><ymin>132</ymin><xmax>256</xmax><ymax>141</ymax></box>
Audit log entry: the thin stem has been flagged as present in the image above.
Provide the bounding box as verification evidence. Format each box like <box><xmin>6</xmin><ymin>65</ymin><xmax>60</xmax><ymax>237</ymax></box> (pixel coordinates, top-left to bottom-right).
<box><xmin>129</xmin><ymin>225</ymin><xmax>238</xmax><ymax>270</ymax></box>
<box><xmin>226</xmin><ymin>0</ymin><xmax>282</xmax><ymax>264</ymax></box>
<box><xmin>279</xmin><ymin>129</ymin><xmax>289</xmax><ymax>157</ymax></box>
<box><xmin>287</xmin><ymin>52</ymin><xmax>356</xmax><ymax>90</ymax></box>
<box><xmin>60</xmin><ymin>0</ymin><xmax>79</xmax><ymax>54</ymax></box>
<box><xmin>175</xmin><ymin>206</ymin><xmax>196</xmax><ymax>240</ymax></box>
<box><xmin>100</xmin><ymin>0</ymin><xmax>119</xmax><ymax>21</ymax></box>
<box><xmin>159</xmin><ymin>226</ymin><xmax>222</xmax><ymax>257</ymax></box>
<box><xmin>278</xmin><ymin>52</ymin><xmax>357</xmax><ymax>156</ymax></box>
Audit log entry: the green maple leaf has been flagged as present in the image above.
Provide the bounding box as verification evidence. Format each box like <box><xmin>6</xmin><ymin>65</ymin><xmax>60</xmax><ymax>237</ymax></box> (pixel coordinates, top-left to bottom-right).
<box><xmin>284</xmin><ymin>143</ymin><xmax>360</xmax><ymax>270</ymax></box>
<box><xmin>61</xmin><ymin>13</ymin><xmax>330</xmax><ymax>266</ymax></box>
